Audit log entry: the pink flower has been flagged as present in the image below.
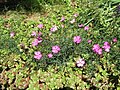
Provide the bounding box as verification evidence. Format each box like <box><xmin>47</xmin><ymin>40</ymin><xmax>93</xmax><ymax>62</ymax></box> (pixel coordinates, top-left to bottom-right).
<box><xmin>52</xmin><ymin>45</ymin><xmax>60</xmax><ymax>54</ymax></box>
<box><xmin>73</xmin><ymin>13</ymin><xmax>79</xmax><ymax>17</ymax></box>
<box><xmin>92</xmin><ymin>44</ymin><xmax>100</xmax><ymax>50</ymax></box>
<box><xmin>97</xmin><ymin>48</ymin><xmax>102</xmax><ymax>55</ymax></box>
<box><xmin>76</xmin><ymin>58</ymin><xmax>85</xmax><ymax>67</ymax></box>
<box><xmin>78</xmin><ymin>24</ymin><xmax>84</xmax><ymax>28</ymax></box>
<box><xmin>10</xmin><ymin>32</ymin><xmax>15</xmax><ymax>37</ymax></box>
<box><xmin>102</xmin><ymin>42</ymin><xmax>110</xmax><ymax>52</ymax></box>
<box><xmin>47</xmin><ymin>53</ymin><xmax>53</xmax><ymax>58</ymax></box>
<box><xmin>38</xmin><ymin>32</ymin><xmax>42</xmax><ymax>37</ymax></box>
<box><xmin>31</xmin><ymin>31</ymin><xmax>37</xmax><ymax>36</ymax></box>
<box><xmin>102</xmin><ymin>45</ymin><xmax>110</xmax><ymax>52</ymax></box>
<box><xmin>70</xmin><ymin>18</ymin><xmax>75</xmax><ymax>24</ymax></box>
<box><xmin>37</xmin><ymin>37</ymin><xmax>42</xmax><ymax>43</ymax></box>
<box><xmin>61</xmin><ymin>24</ymin><xmax>64</xmax><ymax>28</ymax></box>
<box><xmin>60</xmin><ymin>16</ymin><xmax>65</xmax><ymax>22</ymax></box>
<box><xmin>104</xmin><ymin>42</ymin><xmax>110</xmax><ymax>46</ymax></box>
<box><xmin>34</xmin><ymin>51</ymin><xmax>42</xmax><ymax>60</ymax></box>
<box><xmin>113</xmin><ymin>38</ymin><xmax>117</xmax><ymax>43</ymax></box>
<box><xmin>88</xmin><ymin>40</ymin><xmax>92</xmax><ymax>43</ymax></box>
<box><xmin>84</xmin><ymin>26</ymin><xmax>89</xmax><ymax>30</ymax></box>
<box><xmin>73</xmin><ymin>36</ymin><xmax>82</xmax><ymax>44</ymax></box>
<box><xmin>92</xmin><ymin>44</ymin><xmax>102</xmax><ymax>55</ymax></box>
<box><xmin>50</xmin><ymin>25</ymin><xmax>58</xmax><ymax>32</ymax></box>
<box><xmin>38</xmin><ymin>24</ymin><xmax>43</xmax><ymax>29</ymax></box>
<box><xmin>32</xmin><ymin>39</ymin><xmax>39</xmax><ymax>46</ymax></box>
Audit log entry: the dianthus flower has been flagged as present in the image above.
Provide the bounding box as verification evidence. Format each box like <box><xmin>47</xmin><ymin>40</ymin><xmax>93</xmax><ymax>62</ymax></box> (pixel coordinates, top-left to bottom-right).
<box><xmin>38</xmin><ymin>24</ymin><xmax>43</xmax><ymax>29</ymax></box>
<box><xmin>60</xmin><ymin>16</ymin><xmax>65</xmax><ymax>22</ymax></box>
<box><xmin>78</xmin><ymin>24</ymin><xmax>84</xmax><ymax>28</ymax></box>
<box><xmin>32</xmin><ymin>39</ymin><xmax>39</xmax><ymax>46</ymax></box>
<box><xmin>84</xmin><ymin>26</ymin><xmax>89</xmax><ymax>30</ymax></box>
<box><xmin>10</xmin><ymin>32</ymin><xmax>15</xmax><ymax>37</ymax></box>
<box><xmin>37</xmin><ymin>36</ymin><xmax>42</xmax><ymax>43</ymax></box>
<box><xmin>76</xmin><ymin>58</ymin><xmax>85</xmax><ymax>67</ymax></box>
<box><xmin>34</xmin><ymin>51</ymin><xmax>42</xmax><ymax>60</ymax></box>
<box><xmin>50</xmin><ymin>25</ymin><xmax>58</xmax><ymax>32</ymax></box>
<box><xmin>113</xmin><ymin>38</ymin><xmax>117</xmax><ymax>43</ymax></box>
<box><xmin>102</xmin><ymin>42</ymin><xmax>110</xmax><ymax>52</ymax></box>
<box><xmin>61</xmin><ymin>24</ymin><xmax>64</xmax><ymax>28</ymax></box>
<box><xmin>47</xmin><ymin>53</ymin><xmax>53</xmax><ymax>58</ymax></box>
<box><xmin>87</xmin><ymin>40</ymin><xmax>92</xmax><ymax>43</ymax></box>
<box><xmin>31</xmin><ymin>31</ymin><xmax>37</xmax><ymax>36</ymax></box>
<box><xmin>73</xmin><ymin>36</ymin><xmax>82</xmax><ymax>44</ymax></box>
<box><xmin>92</xmin><ymin>44</ymin><xmax>102</xmax><ymax>55</ymax></box>
<box><xmin>38</xmin><ymin>32</ymin><xmax>42</xmax><ymax>37</ymax></box>
<box><xmin>73</xmin><ymin>13</ymin><xmax>79</xmax><ymax>17</ymax></box>
<box><xmin>52</xmin><ymin>45</ymin><xmax>60</xmax><ymax>54</ymax></box>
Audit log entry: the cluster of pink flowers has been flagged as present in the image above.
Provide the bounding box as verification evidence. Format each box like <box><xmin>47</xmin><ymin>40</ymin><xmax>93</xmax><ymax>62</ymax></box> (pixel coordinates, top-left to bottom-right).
<box><xmin>92</xmin><ymin>44</ymin><xmax>102</xmax><ymax>55</ymax></box>
<box><xmin>34</xmin><ymin>45</ymin><xmax>60</xmax><ymax>60</ymax></box>
<box><xmin>78</xmin><ymin>24</ymin><xmax>89</xmax><ymax>31</ymax></box>
<box><xmin>30</xmin><ymin>15</ymin><xmax>118</xmax><ymax>63</ymax></box>
<box><xmin>47</xmin><ymin>45</ymin><xmax>60</xmax><ymax>59</ymax></box>
<box><xmin>32</xmin><ymin>24</ymin><xmax>62</xmax><ymax>60</ymax></box>
<box><xmin>92</xmin><ymin>40</ymin><xmax>115</xmax><ymax>55</ymax></box>
<box><xmin>102</xmin><ymin>42</ymin><xmax>111</xmax><ymax>52</ymax></box>
<box><xmin>69</xmin><ymin>13</ymin><xmax>79</xmax><ymax>24</ymax></box>
<box><xmin>76</xmin><ymin>58</ymin><xmax>85</xmax><ymax>67</ymax></box>
<box><xmin>31</xmin><ymin>31</ymin><xmax>42</xmax><ymax>46</ymax></box>
<box><xmin>73</xmin><ymin>36</ymin><xmax>82</xmax><ymax>44</ymax></box>
<box><xmin>10</xmin><ymin>14</ymin><xmax>118</xmax><ymax>66</ymax></box>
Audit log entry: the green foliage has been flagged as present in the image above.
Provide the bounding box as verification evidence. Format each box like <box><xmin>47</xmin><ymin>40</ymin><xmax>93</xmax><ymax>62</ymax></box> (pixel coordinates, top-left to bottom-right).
<box><xmin>111</xmin><ymin>0</ymin><xmax>120</xmax><ymax>2</ymax></box>
<box><xmin>0</xmin><ymin>0</ymin><xmax>120</xmax><ymax>90</ymax></box>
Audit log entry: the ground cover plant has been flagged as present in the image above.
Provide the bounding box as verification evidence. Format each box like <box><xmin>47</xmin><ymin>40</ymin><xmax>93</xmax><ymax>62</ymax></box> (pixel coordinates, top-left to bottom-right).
<box><xmin>0</xmin><ymin>0</ymin><xmax>120</xmax><ymax>90</ymax></box>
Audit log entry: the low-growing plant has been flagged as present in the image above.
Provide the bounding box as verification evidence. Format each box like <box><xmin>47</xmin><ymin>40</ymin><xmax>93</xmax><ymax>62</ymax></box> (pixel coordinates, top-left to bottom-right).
<box><xmin>0</xmin><ymin>0</ymin><xmax>120</xmax><ymax>90</ymax></box>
